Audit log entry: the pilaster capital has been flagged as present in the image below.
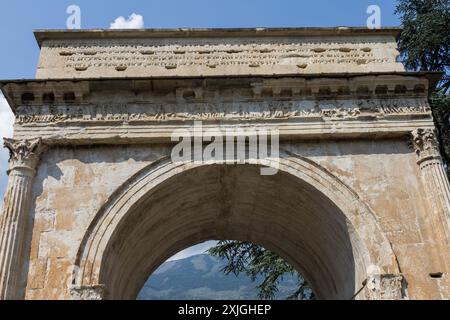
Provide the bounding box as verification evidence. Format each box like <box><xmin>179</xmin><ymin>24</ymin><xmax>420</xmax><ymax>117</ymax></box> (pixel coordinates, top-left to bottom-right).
<box><xmin>411</xmin><ymin>129</ymin><xmax>441</xmax><ymax>165</ymax></box>
<box><xmin>3</xmin><ymin>138</ymin><xmax>46</xmax><ymax>175</ymax></box>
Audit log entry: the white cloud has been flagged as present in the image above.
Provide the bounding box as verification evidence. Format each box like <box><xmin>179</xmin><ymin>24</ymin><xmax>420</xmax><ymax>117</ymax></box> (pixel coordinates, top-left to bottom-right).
<box><xmin>0</xmin><ymin>93</ymin><xmax>14</xmax><ymax>208</ymax></box>
<box><xmin>0</xmin><ymin>93</ymin><xmax>14</xmax><ymax>139</ymax></box>
<box><xmin>110</xmin><ymin>13</ymin><xmax>144</xmax><ymax>29</ymax></box>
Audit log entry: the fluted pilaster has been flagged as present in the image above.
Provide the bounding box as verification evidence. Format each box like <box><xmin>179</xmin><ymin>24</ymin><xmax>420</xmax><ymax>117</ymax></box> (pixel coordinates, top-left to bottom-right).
<box><xmin>0</xmin><ymin>138</ymin><xmax>45</xmax><ymax>300</ymax></box>
<box><xmin>411</xmin><ymin>129</ymin><xmax>450</xmax><ymax>241</ymax></box>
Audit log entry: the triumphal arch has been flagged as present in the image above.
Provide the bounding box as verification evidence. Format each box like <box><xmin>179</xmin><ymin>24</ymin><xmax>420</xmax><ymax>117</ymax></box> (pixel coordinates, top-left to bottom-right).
<box><xmin>0</xmin><ymin>28</ymin><xmax>449</xmax><ymax>300</ymax></box>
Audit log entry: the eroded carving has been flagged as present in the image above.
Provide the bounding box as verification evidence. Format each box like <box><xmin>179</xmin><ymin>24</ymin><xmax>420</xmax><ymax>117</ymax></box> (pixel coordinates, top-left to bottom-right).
<box><xmin>70</xmin><ymin>285</ymin><xmax>105</xmax><ymax>300</ymax></box>
<box><xmin>14</xmin><ymin>100</ymin><xmax>430</xmax><ymax>124</ymax></box>
<box><xmin>3</xmin><ymin>138</ymin><xmax>46</xmax><ymax>174</ymax></box>
<box><xmin>49</xmin><ymin>40</ymin><xmax>398</xmax><ymax>71</ymax></box>
<box><xmin>366</xmin><ymin>274</ymin><xmax>407</xmax><ymax>300</ymax></box>
<box><xmin>411</xmin><ymin>129</ymin><xmax>441</xmax><ymax>164</ymax></box>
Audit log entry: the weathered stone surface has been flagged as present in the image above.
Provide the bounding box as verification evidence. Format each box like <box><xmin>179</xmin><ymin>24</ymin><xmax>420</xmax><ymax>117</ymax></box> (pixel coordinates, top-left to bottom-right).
<box><xmin>0</xmin><ymin>28</ymin><xmax>449</xmax><ymax>300</ymax></box>
<box><xmin>69</xmin><ymin>285</ymin><xmax>105</xmax><ymax>300</ymax></box>
<box><xmin>34</xmin><ymin>28</ymin><xmax>404</xmax><ymax>79</ymax></box>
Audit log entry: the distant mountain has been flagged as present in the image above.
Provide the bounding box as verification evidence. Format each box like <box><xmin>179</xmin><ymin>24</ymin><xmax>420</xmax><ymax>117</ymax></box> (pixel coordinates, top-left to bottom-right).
<box><xmin>137</xmin><ymin>254</ymin><xmax>300</xmax><ymax>300</ymax></box>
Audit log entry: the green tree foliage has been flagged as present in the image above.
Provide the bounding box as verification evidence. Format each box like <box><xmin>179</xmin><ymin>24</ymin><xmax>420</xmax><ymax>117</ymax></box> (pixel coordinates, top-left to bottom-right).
<box><xmin>396</xmin><ymin>0</ymin><xmax>449</xmax><ymax>79</ymax></box>
<box><xmin>396</xmin><ymin>0</ymin><xmax>450</xmax><ymax>178</ymax></box>
<box><xmin>208</xmin><ymin>241</ymin><xmax>314</xmax><ymax>300</ymax></box>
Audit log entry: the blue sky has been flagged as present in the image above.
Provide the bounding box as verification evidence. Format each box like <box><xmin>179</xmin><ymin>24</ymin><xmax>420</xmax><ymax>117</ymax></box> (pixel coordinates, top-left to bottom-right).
<box><xmin>0</xmin><ymin>0</ymin><xmax>401</xmax><ymax>260</ymax></box>
<box><xmin>0</xmin><ymin>0</ymin><xmax>400</xmax><ymax>79</ymax></box>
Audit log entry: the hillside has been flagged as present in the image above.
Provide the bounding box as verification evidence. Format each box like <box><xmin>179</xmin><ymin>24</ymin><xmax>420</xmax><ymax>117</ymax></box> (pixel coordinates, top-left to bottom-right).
<box><xmin>138</xmin><ymin>254</ymin><xmax>300</xmax><ymax>300</ymax></box>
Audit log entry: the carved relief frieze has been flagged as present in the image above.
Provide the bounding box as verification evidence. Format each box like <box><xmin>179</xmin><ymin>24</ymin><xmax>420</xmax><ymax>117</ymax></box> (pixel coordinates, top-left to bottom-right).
<box><xmin>14</xmin><ymin>98</ymin><xmax>431</xmax><ymax>125</ymax></box>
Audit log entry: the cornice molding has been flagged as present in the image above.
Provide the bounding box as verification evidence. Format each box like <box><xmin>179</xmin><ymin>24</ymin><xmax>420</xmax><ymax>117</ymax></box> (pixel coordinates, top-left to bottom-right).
<box><xmin>1</xmin><ymin>74</ymin><xmax>430</xmax><ymax>110</ymax></box>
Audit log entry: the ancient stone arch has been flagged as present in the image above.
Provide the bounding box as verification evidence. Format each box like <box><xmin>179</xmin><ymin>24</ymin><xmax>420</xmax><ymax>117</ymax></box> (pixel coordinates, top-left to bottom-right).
<box><xmin>71</xmin><ymin>154</ymin><xmax>401</xmax><ymax>300</ymax></box>
<box><xmin>0</xmin><ymin>28</ymin><xmax>449</xmax><ymax>300</ymax></box>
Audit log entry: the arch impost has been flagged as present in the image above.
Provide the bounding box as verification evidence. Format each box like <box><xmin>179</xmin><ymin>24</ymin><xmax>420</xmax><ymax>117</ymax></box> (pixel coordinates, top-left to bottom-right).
<box><xmin>69</xmin><ymin>284</ymin><xmax>106</xmax><ymax>300</ymax></box>
<box><xmin>365</xmin><ymin>274</ymin><xmax>407</xmax><ymax>300</ymax></box>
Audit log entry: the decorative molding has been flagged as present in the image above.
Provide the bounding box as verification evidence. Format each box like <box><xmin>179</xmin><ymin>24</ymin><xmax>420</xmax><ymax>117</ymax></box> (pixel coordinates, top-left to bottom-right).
<box><xmin>1</xmin><ymin>75</ymin><xmax>429</xmax><ymax>108</ymax></box>
<box><xmin>12</xmin><ymin>119</ymin><xmax>436</xmax><ymax>147</ymax></box>
<box><xmin>14</xmin><ymin>98</ymin><xmax>431</xmax><ymax>125</ymax></box>
<box><xmin>3</xmin><ymin>138</ymin><xmax>46</xmax><ymax>175</ymax></box>
<box><xmin>5</xmin><ymin>78</ymin><xmax>433</xmax><ymax>145</ymax></box>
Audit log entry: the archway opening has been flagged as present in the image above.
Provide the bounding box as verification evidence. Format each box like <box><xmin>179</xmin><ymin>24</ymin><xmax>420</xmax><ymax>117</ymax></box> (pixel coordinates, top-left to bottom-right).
<box><xmin>95</xmin><ymin>163</ymin><xmax>368</xmax><ymax>300</ymax></box>
<box><xmin>137</xmin><ymin>240</ymin><xmax>315</xmax><ymax>300</ymax></box>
